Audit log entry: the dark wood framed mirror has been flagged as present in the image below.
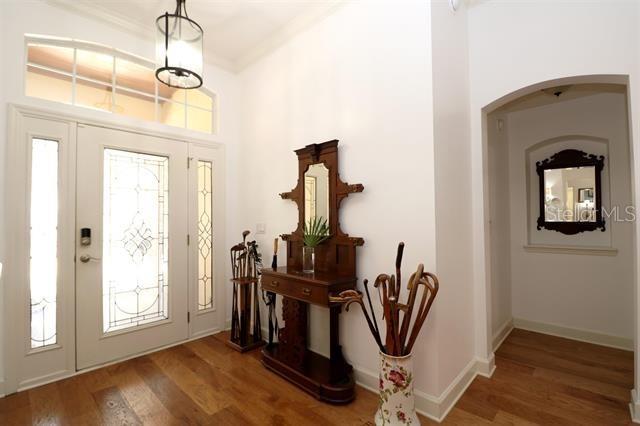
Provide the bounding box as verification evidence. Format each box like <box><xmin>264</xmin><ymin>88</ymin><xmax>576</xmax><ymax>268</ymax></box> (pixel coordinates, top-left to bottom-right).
<box><xmin>280</xmin><ymin>140</ymin><xmax>364</xmax><ymax>274</ymax></box>
<box><xmin>536</xmin><ymin>149</ymin><xmax>605</xmax><ymax>235</ymax></box>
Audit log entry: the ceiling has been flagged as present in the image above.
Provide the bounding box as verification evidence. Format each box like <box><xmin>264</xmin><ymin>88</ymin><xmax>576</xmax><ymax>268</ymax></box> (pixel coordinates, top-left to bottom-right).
<box><xmin>46</xmin><ymin>0</ymin><xmax>344</xmax><ymax>72</ymax></box>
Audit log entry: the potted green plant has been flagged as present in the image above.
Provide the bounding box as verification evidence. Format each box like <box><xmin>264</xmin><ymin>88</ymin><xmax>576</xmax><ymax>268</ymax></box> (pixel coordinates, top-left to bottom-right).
<box><xmin>302</xmin><ymin>216</ymin><xmax>330</xmax><ymax>273</ymax></box>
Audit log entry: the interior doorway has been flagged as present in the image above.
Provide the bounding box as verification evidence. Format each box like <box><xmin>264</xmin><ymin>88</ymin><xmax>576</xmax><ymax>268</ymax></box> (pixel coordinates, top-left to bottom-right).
<box><xmin>483</xmin><ymin>80</ymin><xmax>635</xmax><ymax>379</ymax></box>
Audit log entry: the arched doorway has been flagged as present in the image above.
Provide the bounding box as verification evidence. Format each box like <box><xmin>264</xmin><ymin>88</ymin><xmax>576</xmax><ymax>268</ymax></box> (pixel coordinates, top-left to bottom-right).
<box><xmin>478</xmin><ymin>75</ymin><xmax>637</xmax><ymax>420</ymax></box>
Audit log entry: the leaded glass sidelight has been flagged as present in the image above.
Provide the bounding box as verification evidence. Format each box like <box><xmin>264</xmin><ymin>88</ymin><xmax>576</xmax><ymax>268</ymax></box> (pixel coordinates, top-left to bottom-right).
<box><xmin>30</xmin><ymin>138</ymin><xmax>59</xmax><ymax>349</ymax></box>
<box><xmin>102</xmin><ymin>149</ymin><xmax>169</xmax><ymax>333</ymax></box>
<box><xmin>197</xmin><ymin>160</ymin><xmax>213</xmax><ymax>310</ymax></box>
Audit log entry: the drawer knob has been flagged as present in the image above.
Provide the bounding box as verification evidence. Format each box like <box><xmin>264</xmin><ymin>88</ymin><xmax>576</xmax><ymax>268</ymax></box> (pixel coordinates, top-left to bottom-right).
<box><xmin>270</xmin><ymin>281</ymin><xmax>279</xmax><ymax>287</ymax></box>
<box><xmin>302</xmin><ymin>288</ymin><xmax>312</xmax><ymax>296</ymax></box>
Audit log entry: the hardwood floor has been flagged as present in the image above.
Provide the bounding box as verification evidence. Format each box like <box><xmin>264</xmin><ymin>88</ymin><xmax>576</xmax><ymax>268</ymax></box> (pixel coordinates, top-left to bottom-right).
<box><xmin>0</xmin><ymin>328</ymin><xmax>633</xmax><ymax>425</ymax></box>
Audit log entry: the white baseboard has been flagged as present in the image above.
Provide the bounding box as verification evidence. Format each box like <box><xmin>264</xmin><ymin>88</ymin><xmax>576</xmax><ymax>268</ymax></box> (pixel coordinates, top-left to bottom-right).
<box><xmin>492</xmin><ymin>318</ymin><xmax>514</xmax><ymax>351</ymax></box>
<box><xmin>630</xmin><ymin>389</ymin><xmax>640</xmax><ymax>423</ymax></box>
<box><xmin>354</xmin><ymin>357</ymin><xmax>487</xmax><ymax>422</ymax></box>
<box><xmin>18</xmin><ymin>370</ymin><xmax>75</xmax><ymax>393</ymax></box>
<box><xmin>513</xmin><ymin>318</ymin><xmax>633</xmax><ymax>351</ymax></box>
<box><xmin>475</xmin><ymin>355</ymin><xmax>496</xmax><ymax>378</ymax></box>
<box><xmin>190</xmin><ymin>326</ymin><xmax>223</xmax><ymax>340</ymax></box>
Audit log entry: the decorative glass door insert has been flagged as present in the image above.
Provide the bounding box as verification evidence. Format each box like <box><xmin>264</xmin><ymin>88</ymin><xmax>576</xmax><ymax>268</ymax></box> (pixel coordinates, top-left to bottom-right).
<box><xmin>30</xmin><ymin>138</ymin><xmax>59</xmax><ymax>348</ymax></box>
<box><xmin>197</xmin><ymin>160</ymin><xmax>214</xmax><ymax>310</ymax></box>
<box><xmin>102</xmin><ymin>149</ymin><xmax>169</xmax><ymax>333</ymax></box>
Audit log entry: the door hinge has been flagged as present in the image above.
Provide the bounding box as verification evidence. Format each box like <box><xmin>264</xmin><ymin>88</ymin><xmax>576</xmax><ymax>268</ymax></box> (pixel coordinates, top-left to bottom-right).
<box><xmin>187</xmin><ymin>312</ymin><xmax>191</xmax><ymax>323</ymax></box>
<box><xmin>187</xmin><ymin>234</ymin><xmax>191</xmax><ymax>245</ymax></box>
<box><xmin>187</xmin><ymin>156</ymin><xmax>193</xmax><ymax>169</ymax></box>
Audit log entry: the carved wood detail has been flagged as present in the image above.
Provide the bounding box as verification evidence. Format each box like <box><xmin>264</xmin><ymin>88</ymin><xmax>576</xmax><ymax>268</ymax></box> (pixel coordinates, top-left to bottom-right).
<box><xmin>277</xmin><ymin>297</ymin><xmax>308</xmax><ymax>369</ymax></box>
<box><xmin>280</xmin><ymin>140</ymin><xmax>364</xmax><ymax>275</ymax></box>
<box><xmin>262</xmin><ymin>139</ymin><xmax>361</xmax><ymax>404</ymax></box>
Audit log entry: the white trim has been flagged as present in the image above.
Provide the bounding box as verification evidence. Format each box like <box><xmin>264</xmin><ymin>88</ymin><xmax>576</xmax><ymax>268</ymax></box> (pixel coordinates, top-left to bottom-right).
<box><xmin>26</xmin><ymin>34</ymin><xmax>154</xmax><ymax>72</ymax></box>
<box><xmin>189</xmin><ymin>327</ymin><xmax>223</xmax><ymax>341</ymax></box>
<box><xmin>475</xmin><ymin>354</ymin><xmax>496</xmax><ymax>378</ymax></box>
<box><xmin>235</xmin><ymin>2</ymin><xmax>347</xmax><ymax>71</ymax></box>
<box><xmin>24</xmin><ymin>35</ymin><xmax>217</xmax><ymax>135</ymax></box>
<box><xmin>214</xmin><ymin>319</ymin><xmax>492</xmax><ymax>423</ymax></box>
<box><xmin>523</xmin><ymin>244</ymin><xmax>618</xmax><ymax>256</ymax></box>
<box><xmin>10</xmin><ymin>103</ymin><xmax>223</xmax><ymax>149</ymax></box>
<box><xmin>4</xmin><ymin>104</ymin><xmax>227</xmax><ymax>394</ymax></box>
<box><xmin>43</xmin><ymin>0</ymin><xmax>235</xmax><ymax>71</ymax></box>
<box><xmin>17</xmin><ymin>370</ymin><xmax>72</xmax><ymax>392</ymax></box>
<box><xmin>44</xmin><ymin>0</ymin><xmax>345</xmax><ymax>73</ymax></box>
<box><xmin>513</xmin><ymin>318</ymin><xmax>633</xmax><ymax>351</ymax></box>
<box><xmin>492</xmin><ymin>318</ymin><xmax>514</xmax><ymax>351</ymax></box>
<box><xmin>354</xmin><ymin>357</ymin><xmax>489</xmax><ymax>422</ymax></box>
<box><xmin>4</xmin><ymin>109</ymin><xmax>77</xmax><ymax>394</ymax></box>
<box><xmin>474</xmin><ymin>76</ymin><xmax>633</xmax><ymax>404</ymax></box>
<box><xmin>630</xmin><ymin>389</ymin><xmax>640</xmax><ymax>424</ymax></box>
<box><xmin>42</xmin><ymin>1</ymin><xmax>154</xmax><ymax>43</ymax></box>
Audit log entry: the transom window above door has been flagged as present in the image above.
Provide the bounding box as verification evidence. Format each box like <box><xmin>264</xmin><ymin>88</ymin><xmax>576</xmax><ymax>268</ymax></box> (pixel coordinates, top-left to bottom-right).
<box><xmin>24</xmin><ymin>35</ymin><xmax>216</xmax><ymax>134</ymax></box>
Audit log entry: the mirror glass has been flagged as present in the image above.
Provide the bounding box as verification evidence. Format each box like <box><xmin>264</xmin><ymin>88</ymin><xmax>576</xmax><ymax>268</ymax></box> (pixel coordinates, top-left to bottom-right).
<box><xmin>543</xmin><ymin>166</ymin><xmax>596</xmax><ymax>222</ymax></box>
<box><xmin>304</xmin><ymin>163</ymin><xmax>329</xmax><ymax>225</ymax></box>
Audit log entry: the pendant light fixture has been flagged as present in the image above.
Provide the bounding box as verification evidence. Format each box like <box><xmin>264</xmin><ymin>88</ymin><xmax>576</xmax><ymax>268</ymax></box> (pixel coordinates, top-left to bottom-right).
<box><xmin>156</xmin><ymin>0</ymin><xmax>203</xmax><ymax>89</ymax></box>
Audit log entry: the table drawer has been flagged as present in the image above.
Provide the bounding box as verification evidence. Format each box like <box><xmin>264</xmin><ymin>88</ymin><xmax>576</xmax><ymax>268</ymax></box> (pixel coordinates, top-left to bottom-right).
<box><xmin>262</xmin><ymin>275</ymin><xmax>327</xmax><ymax>305</ymax></box>
<box><xmin>262</xmin><ymin>275</ymin><xmax>288</xmax><ymax>293</ymax></box>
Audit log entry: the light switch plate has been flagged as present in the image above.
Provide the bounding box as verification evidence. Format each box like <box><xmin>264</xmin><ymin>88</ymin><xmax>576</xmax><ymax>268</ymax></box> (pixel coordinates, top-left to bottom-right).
<box><xmin>256</xmin><ymin>223</ymin><xmax>266</xmax><ymax>234</ymax></box>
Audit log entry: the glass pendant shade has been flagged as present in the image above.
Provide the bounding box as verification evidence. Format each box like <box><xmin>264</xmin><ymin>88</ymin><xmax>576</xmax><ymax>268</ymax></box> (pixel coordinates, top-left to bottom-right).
<box><xmin>156</xmin><ymin>0</ymin><xmax>203</xmax><ymax>89</ymax></box>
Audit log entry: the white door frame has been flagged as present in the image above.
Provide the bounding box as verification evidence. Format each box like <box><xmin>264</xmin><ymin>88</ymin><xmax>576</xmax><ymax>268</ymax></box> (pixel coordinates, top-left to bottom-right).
<box><xmin>4</xmin><ymin>103</ymin><xmax>226</xmax><ymax>394</ymax></box>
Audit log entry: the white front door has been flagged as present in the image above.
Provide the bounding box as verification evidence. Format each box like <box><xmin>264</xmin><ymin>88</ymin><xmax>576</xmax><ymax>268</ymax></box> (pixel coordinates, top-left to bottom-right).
<box><xmin>76</xmin><ymin>124</ymin><xmax>189</xmax><ymax>369</ymax></box>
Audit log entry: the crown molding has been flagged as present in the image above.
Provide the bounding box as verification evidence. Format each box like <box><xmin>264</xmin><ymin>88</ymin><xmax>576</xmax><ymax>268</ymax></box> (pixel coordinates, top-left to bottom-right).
<box><xmin>233</xmin><ymin>1</ymin><xmax>346</xmax><ymax>72</ymax></box>
<box><xmin>44</xmin><ymin>0</ymin><xmax>345</xmax><ymax>73</ymax></box>
<box><xmin>43</xmin><ymin>0</ymin><xmax>235</xmax><ymax>72</ymax></box>
<box><xmin>44</xmin><ymin>0</ymin><xmax>154</xmax><ymax>40</ymax></box>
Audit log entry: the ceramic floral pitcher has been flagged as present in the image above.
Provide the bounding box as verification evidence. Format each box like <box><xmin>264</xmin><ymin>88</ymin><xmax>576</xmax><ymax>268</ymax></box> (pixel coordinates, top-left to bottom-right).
<box><xmin>375</xmin><ymin>351</ymin><xmax>419</xmax><ymax>425</ymax></box>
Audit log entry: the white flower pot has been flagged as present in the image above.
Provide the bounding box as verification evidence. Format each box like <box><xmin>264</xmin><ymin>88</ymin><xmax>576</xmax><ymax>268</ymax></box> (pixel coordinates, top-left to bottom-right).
<box><xmin>375</xmin><ymin>351</ymin><xmax>420</xmax><ymax>425</ymax></box>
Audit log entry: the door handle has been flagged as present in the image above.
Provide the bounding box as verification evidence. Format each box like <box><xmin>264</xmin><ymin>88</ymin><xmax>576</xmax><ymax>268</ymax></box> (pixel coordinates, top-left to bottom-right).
<box><xmin>79</xmin><ymin>254</ymin><xmax>101</xmax><ymax>263</ymax></box>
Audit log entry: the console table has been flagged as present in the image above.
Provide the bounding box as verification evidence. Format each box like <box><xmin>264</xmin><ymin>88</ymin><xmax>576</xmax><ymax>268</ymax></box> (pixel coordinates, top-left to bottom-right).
<box><xmin>261</xmin><ymin>140</ymin><xmax>364</xmax><ymax>404</ymax></box>
<box><xmin>261</xmin><ymin>267</ymin><xmax>357</xmax><ymax>403</ymax></box>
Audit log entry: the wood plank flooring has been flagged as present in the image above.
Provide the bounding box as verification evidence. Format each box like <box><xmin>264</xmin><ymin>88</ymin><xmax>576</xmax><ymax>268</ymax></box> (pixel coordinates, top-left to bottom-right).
<box><xmin>0</xmin><ymin>328</ymin><xmax>633</xmax><ymax>425</ymax></box>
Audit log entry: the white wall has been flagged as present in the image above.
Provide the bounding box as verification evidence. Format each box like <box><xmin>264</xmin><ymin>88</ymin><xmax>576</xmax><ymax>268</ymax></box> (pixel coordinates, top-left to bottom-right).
<box><xmin>239</xmin><ymin>0</ymin><xmax>441</xmax><ymax>397</ymax></box>
<box><xmin>467</xmin><ymin>0</ymin><xmax>640</xmax><ymax>366</ymax></box>
<box><xmin>504</xmin><ymin>92</ymin><xmax>633</xmax><ymax>340</ymax></box>
<box><xmin>0</xmin><ymin>1</ymin><xmax>241</xmax><ymax>389</ymax></box>
<box><xmin>487</xmin><ymin>111</ymin><xmax>512</xmax><ymax>339</ymax></box>
<box><xmin>430</xmin><ymin>0</ymin><xmax>477</xmax><ymax>393</ymax></box>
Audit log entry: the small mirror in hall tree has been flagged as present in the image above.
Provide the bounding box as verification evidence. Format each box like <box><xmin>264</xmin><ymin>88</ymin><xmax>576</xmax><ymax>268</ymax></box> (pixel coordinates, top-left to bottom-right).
<box><xmin>536</xmin><ymin>149</ymin><xmax>605</xmax><ymax>235</ymax></box>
